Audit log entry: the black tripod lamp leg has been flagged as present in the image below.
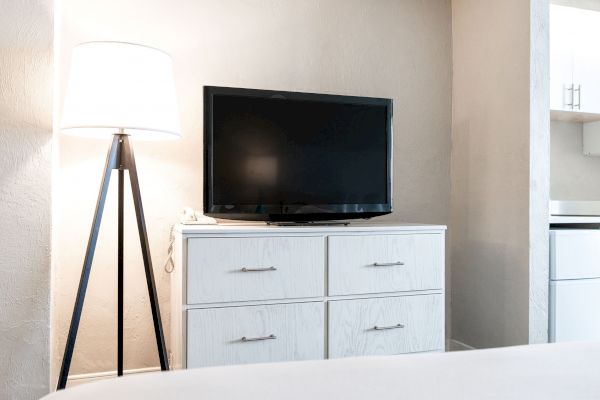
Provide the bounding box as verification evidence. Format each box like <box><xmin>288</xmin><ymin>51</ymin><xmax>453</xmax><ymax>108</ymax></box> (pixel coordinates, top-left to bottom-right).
<box><xmin>117</xmin><ymin>167</ymin><xmax>125</xmax><ymax>377</ymax></box>
<box><xmin>56</xmin><ymin>135</ymin><xmax>120</xmax><ymax>390</ymax></box>
<box><xmin>122</xmin><ymin>135</ymin><xmax>170</xmax><ymax>371</ymax></box>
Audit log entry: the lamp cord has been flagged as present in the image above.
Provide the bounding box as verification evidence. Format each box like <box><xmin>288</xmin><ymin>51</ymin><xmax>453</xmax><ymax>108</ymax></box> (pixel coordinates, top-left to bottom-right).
<box><xmin>164</xmin><ymin>225</ymin><xmax>175</xmax><ymax>273</ymax></box>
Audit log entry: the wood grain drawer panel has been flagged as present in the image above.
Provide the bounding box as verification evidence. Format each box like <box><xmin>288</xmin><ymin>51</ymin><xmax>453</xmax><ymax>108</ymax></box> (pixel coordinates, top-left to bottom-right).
<box><xmin>328</xmin><ymin>234</ymin><xmax>443</xmax><ymax>296</ymax></box>
<box><xmin>186</xmin><ymin>236</ymin><xmax>325</xmax><ymax>304</ymax></box>
<box><xmin>328</xmin><ymin>295</ymin><xmax>444</xmax><ymax>358</ymax></box>
<box><xmin>550</xmin><ymin>230</ymin><xmax>600</xmax><ymax>280</ymax></box>
<box><xmin>187</xmin><ymin>302</ymin><xmax>325</xmax><ymax>368</ymax></box>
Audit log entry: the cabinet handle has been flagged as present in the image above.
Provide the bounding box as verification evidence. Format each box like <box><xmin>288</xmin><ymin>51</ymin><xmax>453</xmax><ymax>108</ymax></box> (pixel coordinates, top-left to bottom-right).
<box><xmin>373</xmin><ymin>324</ymin><xmax>405</xmax><ymax>331</ymax></box>
<box><xmin>565</xmin><ymin>84</ymin><xmax>574</xmax><ymax>109</ymax></box>
<box><xmin>240</xmin><ymin>266</ymin><xmax>277</xmax><ymax>272</ymax></box>
<box><xmin>372</xmin><ymin>261</ymin><xmax>405</xmax><ymax>267</ymax></box>
<box><xmin>241</xmin><ymin>334</ymin><xmax>277</xmax><ymax>342</ymax></box>
<box><xmin>574</xmin><ymin>84</ymin><xmax>581</xmax><ymax>110</ymax></box>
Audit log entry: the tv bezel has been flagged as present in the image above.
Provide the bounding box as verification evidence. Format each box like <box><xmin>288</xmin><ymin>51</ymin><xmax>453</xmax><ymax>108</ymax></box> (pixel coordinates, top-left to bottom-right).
<box><xmin>203</xmin><ymin>85</ymin><xmax>393</xmax><ymax>222</ymax></box>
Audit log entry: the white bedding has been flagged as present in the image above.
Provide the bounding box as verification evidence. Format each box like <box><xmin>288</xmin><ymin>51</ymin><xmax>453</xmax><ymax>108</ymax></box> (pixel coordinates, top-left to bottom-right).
<box><xmin>43</xmin><ymin>342</ymin><xmax>600</xmax><ymax>400</ymax></box>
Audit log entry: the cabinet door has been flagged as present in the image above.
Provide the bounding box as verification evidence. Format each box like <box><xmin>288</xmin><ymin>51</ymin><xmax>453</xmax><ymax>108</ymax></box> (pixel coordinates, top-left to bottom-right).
<box><xmin>550</xmin><ymin>230</ymin><xmax>600</xmax><ymax>280</ymax></box>
<box><xmin>550</xmin><ymin>280</ymin><xmax>600</xmax><ymax>343</ymax></box>
<box><xmin>550</xmin><ymin>5</ymin><xmax>575</xmax><ymax>111</ymax></box>
<box><xmin>573</xmin><ymin>8</ymin><xmax>600</xmax><ymax>113</ymax></box>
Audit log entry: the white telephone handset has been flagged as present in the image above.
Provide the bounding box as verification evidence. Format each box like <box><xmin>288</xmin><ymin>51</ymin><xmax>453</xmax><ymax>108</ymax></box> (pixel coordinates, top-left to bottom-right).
<box><xmin>179</xmin><ymin>207</ymin><xmax>217</xmax><ymax>225</ymax></box>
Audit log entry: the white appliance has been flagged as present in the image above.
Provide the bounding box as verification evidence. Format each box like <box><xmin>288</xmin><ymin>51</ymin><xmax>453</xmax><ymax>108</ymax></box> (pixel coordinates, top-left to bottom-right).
<box><xmin>550</xmin><ymin>201</ymin><xmax>600</xmax><ymax>342</ymax></box>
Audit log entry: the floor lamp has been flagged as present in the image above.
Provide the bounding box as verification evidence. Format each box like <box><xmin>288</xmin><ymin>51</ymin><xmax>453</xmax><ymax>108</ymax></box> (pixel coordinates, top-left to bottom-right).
<box><xmin>57</xmin><ymin>41</ymin><xmax>181</xmax><ymax>390</ymax></box>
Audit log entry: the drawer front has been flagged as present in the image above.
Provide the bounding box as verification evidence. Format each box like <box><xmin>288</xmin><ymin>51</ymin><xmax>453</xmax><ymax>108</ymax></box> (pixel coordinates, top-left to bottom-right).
<box><xmin>328</xmin><ymin>295</ymin><xmax>443</xmax><ymax>358</ymax></box>
<box><xmin>328</xmin><ymin>234</ymin><xmax>443</xmax><ymax>296</ymax></box>
<box><xmin>186</xmin><ymin>236</ymin><xmax>325</xmax><ymax>304</ymax></box>
<box><xmin>187</xmin><ymin>302</ymin><xmax>325</xmax><ymax>368</ymax></box>
<box><xmin>550</xmin><ymin>230</ymin><xmax>600</xmax><ymax>280</ymax></box>
<box><xmin>550</xmin><ymin>279</ymin><xmax>600</xmax><ymax>342</ymax></box>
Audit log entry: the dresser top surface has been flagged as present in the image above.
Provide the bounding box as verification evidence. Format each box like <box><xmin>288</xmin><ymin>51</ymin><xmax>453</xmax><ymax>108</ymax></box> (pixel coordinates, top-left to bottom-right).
<box><xmin>175</xmin><ymin>221</ymin><xmax>447</xmax><ymax>235</ymax></box>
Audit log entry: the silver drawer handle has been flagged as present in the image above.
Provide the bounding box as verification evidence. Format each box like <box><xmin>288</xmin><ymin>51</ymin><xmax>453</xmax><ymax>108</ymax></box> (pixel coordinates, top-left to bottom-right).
<box><xmin>241</xmin><ymin>334</ymin><xmax>277</xmax><ymax>342</ymax></box>
<box><xmin>372</xmin><ymin>261</ymin><xmax>404</xmax><ymax>267</ymax></box>
<box><xmin>240</xmin><ymin>266</ymin><xmax>278</xmax><ymax>272</ymax></box>
<box><xmin>373</xmin><ymin>324</ymin><xmax>405</xmax><ymax>331</ymax></box>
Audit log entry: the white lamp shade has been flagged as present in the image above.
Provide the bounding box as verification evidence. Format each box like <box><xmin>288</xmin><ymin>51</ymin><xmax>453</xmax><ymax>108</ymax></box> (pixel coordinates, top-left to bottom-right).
<box><xmin>61</xmin><ymin>41</ymin><xmax>181</xmax><ymax>139</ymax></box>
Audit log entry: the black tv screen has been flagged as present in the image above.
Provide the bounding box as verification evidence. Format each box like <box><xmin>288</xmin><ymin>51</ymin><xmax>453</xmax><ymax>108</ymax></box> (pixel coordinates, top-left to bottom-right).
<box><xmin>204</xmin><ymin>86</ymin><xmax>392</xmax><ymax>222</ymax></box>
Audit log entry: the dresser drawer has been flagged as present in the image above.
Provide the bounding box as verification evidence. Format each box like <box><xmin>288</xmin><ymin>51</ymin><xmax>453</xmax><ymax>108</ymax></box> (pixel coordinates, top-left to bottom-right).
<box><xmin>186</xmin><ymin>236</ymin><xmax>325</xmax><ymax>304</ymax></box>
<box><xmin>328</xmin><ymin>295</ymin><xmax>443</xmax><ymax>358</ymax></box>
<box><xmin>186</xmin><ymin>302</ymin><xmax>325</xmax><ymax>368</ymax></box>
<box><xmin>550</xmin><ymin>230</ymin><xmax>600</xmax><ymax>280</ymax></box>
<box><xmin>328</xmin><ymin>234</ymin><xmax>443</xmax><ymax>296</ymax></box>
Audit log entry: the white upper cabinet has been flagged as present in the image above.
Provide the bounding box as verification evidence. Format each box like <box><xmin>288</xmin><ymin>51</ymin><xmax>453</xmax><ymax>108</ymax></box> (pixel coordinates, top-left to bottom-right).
<box><xmin>551</xmin><ymin>5</ymin><xmax>600</xmax><ymax>114</ymax></box>
<box><xmin>572</xmin><ymin>9</ymin><xmax>600</xmax><ymax>114</ymax></box>
<box><xmin>550</xmin><ymin>5</ymin><xmax>575</xmax><ymax>111</ymax></box>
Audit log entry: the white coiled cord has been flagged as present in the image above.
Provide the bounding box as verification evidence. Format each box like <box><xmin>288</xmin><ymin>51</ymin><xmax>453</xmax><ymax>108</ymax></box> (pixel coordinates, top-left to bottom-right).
<box><xmin>164</xmin><ymin>225</ymin><xmax>175</xmax><ymax>273</ymax></box>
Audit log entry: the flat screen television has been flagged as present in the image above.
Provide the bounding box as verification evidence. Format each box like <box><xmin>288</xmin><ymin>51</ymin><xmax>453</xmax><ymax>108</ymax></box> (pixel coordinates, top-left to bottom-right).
<box><xmin>204</xmin><ymin>86</ymin><xmax>393</xmax><ymax>222</ymax></box>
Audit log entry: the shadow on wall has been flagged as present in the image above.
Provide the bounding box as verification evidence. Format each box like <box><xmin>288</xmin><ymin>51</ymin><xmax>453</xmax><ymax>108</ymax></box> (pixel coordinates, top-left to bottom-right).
<box><xmin>452</xmin><ymin>237</ymin><xmax>530</xmax><ymax>349</ymax></box>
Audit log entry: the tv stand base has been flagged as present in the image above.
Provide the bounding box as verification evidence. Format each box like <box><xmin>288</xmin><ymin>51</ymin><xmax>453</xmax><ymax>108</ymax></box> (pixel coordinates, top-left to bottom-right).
<box><xmin>267</xmin><ymin>221</ymin><xmax>351</xmax><ymax>227</ymax></box>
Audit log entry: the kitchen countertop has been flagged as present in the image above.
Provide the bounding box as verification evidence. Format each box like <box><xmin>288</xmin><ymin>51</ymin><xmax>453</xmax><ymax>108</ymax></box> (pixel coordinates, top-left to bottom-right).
<box><xmin>550</xmin><ymin>200</ymin><xmax>600</xmax><ymax>226</ymax></box>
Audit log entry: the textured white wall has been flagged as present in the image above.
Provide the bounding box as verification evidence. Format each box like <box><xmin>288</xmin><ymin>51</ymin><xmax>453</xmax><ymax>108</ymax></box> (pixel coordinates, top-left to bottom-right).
<box><xmin>451</xmin><ymin>0</ymin><xmax>549</xmax><ymax>348</ymax></box>
<box><xmin>53</xmin><ymin>0</ymin><xmax>452</xmax><ymax>378</ymax></box>
<box><xmin>0</xmin><ymin>0</ymin><xmax>53</xmax><ymax>398</ymax></box>
<box><xmin>551</xmin><ymin>121</ymin><xmax>600</xmax><ymax>199</ymax></box>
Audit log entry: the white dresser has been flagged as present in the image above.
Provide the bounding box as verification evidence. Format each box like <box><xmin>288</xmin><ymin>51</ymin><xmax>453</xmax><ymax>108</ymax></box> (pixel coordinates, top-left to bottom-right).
<box><xmin>170</xmin><ymin>222</ymin><xmax>446</xmax><ymax>369</ymax></box>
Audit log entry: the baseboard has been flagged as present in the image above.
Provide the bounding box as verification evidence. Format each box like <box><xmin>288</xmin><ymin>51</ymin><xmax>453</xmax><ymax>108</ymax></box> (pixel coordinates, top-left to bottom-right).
<box><xmin>447</xmin><ymin>339</ymin><xmax>476</xmax><ymax>351</ymax></box>
<box><xmin>67</xmin><ymin>342</ymin><xmax>474</xmax><ymax>385</ymax></box>
<box><xmin>67</xmin><ymin>366</ymin><xmax>160</xmax><ymax>386</ymax></box>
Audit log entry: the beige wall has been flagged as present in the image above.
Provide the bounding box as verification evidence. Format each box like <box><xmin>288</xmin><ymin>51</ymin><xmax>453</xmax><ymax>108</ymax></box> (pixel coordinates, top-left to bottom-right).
<box><xmin>0</xmin><ymin>0</ymin><xmax>53</xmax><ymax>398</ymax></box>
<box><xmin>451</xmin><ymin>0</ymin><xmax>549</xmax><ymax>348</ymax></box>
<box><xmin>53</xmin><ymin>0</ymin><xmax>453</xmax><ymax>378</ymax></box>
<box><xmin>551</xmin><ymin>120</ymin><xmax>600</xmax><ymax>199</ymax></box>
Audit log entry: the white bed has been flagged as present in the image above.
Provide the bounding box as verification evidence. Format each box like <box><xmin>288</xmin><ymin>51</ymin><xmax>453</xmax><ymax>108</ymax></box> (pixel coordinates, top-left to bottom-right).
<box><xmin>43</xmin><ymin>342</ymin><xmax>600</xmax><ymax>400</ymax></box>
